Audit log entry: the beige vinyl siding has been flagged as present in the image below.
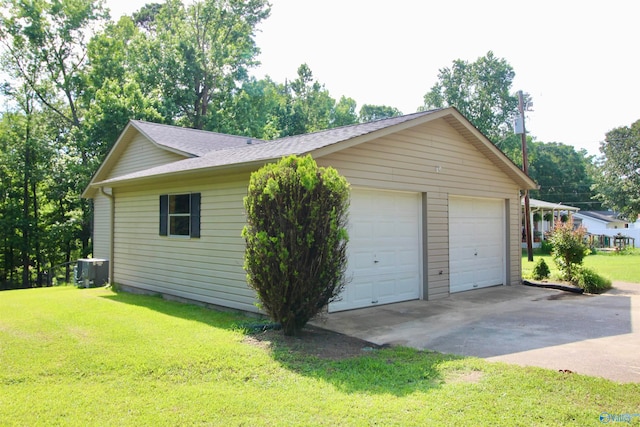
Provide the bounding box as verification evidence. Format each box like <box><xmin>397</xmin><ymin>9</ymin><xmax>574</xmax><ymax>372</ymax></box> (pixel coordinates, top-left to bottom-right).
<box><xmin>112</xmin><ymin>173</ymin><xmax>256</xmax><ymax>312</ymax></box>
<box><xmin>107</xmin><ymin>133</ymin><xmax>187</xmax><ymax>180</ymax></box>
<box><xmin>425</xmin><ymin>192</ymin><xmax>450</xmax><ymax>299</ymax></box>
<box><xmin>317</xmin><ymin>117</ymin><xmax>523</xmax><ymax>298</ymax></box>
<box><xmin>93</xmin><ymin>191</ymin><xmax>112</xmax><ymax>260</ymax></box>
<box><xmin>507</xmin><ymin>195</ymin><xmax>522</xmax><ymax>284</ymax></box>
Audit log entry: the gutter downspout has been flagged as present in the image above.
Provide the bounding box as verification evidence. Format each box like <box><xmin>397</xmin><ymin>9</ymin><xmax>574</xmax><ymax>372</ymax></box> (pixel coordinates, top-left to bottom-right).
<box><xmin>99</xmin><ymin>187</ymin><xmax>115</xmax><ymax>285</ymax></box>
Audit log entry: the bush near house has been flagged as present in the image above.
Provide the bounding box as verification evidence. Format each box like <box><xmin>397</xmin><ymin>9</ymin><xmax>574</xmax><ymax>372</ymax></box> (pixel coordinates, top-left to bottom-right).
<box><xmin>532</xmin><ymin>258</ymin><xmax>550</xmax><ymax>280</ymax></box>
<box><xmin>546</xmin><ymin>220</ymin><xmax>611</xmax><ymax>292</ymax></box>
<box><xmin>574</xmin><ymin>266</ymin><xmax>613</xmax><ymax>293</ymax></box>
<box><xmin>548</xmin><ymin>220</ymin><xmax>589</xmax><ymax>282</ymax></box>
<box><xmin>242</xmin><ymin>155</ymin><xmax>350</xmax><ymax>336</ymax></box>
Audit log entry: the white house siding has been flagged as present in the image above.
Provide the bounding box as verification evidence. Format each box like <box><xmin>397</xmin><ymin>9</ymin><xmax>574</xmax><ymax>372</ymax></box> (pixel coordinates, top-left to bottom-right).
<box><xmin>578</xmin><ymin>216</ymin><xmax>626</xmax><ymax>231</ymax></box>
<box><xmin>107</xmin><ymin>133</ymin><xmax>187</xmax><ymax>180</ymax></box>
<box><xmin>112</xmin><ymin>173</ymin><xmax>257</xmax><ymax>312</ymax></box>
<box><xmin>576</xmin><ymin>215</ymin><xmax>640</xmax><ymax>244</ymax></box>
<box><xmin>92</xmin><ymin>191</ymin><xmax>112</xmax><ymax>260</ymax></box>
<box><xmin>317</xmin><ymin>118</ymin><xmax>522</xmax><ymax>299</ymax></box>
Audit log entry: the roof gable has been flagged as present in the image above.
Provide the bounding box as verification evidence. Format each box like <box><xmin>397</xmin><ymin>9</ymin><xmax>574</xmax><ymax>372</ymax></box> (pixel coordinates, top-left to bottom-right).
<box><xmin>83</xmin><ymin>121</ymin><xmax>265</xmax><ymax>197</ymax></box>
<box><xmin>85</xmin><ymin>108</ymin><xmax>538</xmax><ymax>194</ymax></box>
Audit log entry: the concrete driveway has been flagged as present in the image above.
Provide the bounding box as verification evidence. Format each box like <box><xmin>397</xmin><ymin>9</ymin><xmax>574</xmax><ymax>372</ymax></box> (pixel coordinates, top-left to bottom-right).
<box><xmin>311</xmin><ymin>282</ymin><xmax>640</xmax><ymax>383</ymax></box>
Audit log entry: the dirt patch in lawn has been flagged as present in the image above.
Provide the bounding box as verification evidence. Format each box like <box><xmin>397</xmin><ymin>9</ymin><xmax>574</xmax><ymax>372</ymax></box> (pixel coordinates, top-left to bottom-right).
<box><xmin>445</xmin><ymin>370</ymin><xmax>484</xmax><ymax>384</ymax></box>
<box><xmin>243</xmin><ymin>325</ymin><xmax>386</xmax><ymax>360</ymax></box>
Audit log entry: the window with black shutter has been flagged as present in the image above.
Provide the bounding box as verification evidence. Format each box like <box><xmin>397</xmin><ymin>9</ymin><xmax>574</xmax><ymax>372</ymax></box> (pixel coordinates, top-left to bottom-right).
<box><xmin>159</xmin><ymin>193</ymin><xmax>201</xmax><ymax>238</ymax></box>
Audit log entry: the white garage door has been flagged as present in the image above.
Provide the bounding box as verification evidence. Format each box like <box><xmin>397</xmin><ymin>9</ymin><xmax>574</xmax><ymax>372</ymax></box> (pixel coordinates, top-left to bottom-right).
<box><xmin>329</xmin><ymin>189</ymin><xmax>421</xmax><ymax>312</ymax></box>
<box><xmin>449</xmin><ymin>196</ymin><xmax>505</xmax><ymax>293</ymax></box>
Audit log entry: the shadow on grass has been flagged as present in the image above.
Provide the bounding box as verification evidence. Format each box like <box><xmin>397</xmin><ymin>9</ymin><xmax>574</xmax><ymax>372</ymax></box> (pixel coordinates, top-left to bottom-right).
<box><xmin>100</xmin><ymin>289</ymin><xmax>468</xmax><ymax>396</ymax></box>
<box><xmin>242</xmin><ymin>325</ymin><xmax>467</xmax><ymax>396</ymax></box>
<box><xmin>100</xmin><ymin>288</ymin><xmax>249</xmax><ymax>331</ymax></box>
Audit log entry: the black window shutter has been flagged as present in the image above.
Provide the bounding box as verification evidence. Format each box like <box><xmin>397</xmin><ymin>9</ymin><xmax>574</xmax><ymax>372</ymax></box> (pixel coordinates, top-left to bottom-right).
<box><xmin>190</xmin><ymin>193</ymin><xmax>201</xmax><ymax>238</ymax></box>
<box><xmin>159</xmin><ymin>195</ymin><xmax>168</xmax><ymax>236</ymax></box>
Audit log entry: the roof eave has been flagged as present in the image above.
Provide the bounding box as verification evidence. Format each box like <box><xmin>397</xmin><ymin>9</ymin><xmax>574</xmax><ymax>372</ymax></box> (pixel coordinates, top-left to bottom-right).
<box><xmin>441</xmin><ymin>109</ymin><xmax>538</xmax><ymax>190</ymax></box>
<box><xmin>86</xmin><ymin>156</ymin><xmax>286</xmax><ymax>192</ymax></box>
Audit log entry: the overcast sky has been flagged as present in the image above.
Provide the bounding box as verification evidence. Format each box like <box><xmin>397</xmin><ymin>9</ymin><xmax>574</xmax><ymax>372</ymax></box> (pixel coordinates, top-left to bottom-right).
<box><xmin>108</xmin><ymin>0</ymin><xmax>640</xmax><ymax>155</ymax></box>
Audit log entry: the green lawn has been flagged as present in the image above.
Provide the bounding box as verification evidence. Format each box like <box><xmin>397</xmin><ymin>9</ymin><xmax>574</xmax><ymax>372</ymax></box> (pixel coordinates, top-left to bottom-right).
<box><xmin>1</xmin><ymin>287</ymin><xmax>639</xmax><ymax>426</ymax></box>
<box><xmin>522</xmin><ymin>248</ymin><xmax>640</xmax><ymax>283</ymax></box>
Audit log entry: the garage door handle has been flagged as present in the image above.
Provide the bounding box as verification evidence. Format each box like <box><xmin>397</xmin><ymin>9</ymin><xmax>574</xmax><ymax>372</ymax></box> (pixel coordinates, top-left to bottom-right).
<box><xmin>374</xmin><ymin>260</ymin><xmax>379</xmax><ymax>263</ymax></box>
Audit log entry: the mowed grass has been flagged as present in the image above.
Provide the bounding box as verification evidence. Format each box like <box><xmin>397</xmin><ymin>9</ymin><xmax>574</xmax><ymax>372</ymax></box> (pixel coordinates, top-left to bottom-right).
<box><xmin>1</xmin><ymin>287</ymin><xmax>639</xmax><ymax>426</ymax></box>
<box><xmin>522</xmin><ymin>248</ymin><xmax>640</xmax><ymax>283</ymax></box>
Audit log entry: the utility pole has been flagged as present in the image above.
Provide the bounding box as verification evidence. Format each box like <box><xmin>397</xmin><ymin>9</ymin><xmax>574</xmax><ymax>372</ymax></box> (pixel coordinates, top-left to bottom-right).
<box><xmin>517</xmin><ymin>90</ymin><xmax>534</xmax><ymax>262</ymax></box>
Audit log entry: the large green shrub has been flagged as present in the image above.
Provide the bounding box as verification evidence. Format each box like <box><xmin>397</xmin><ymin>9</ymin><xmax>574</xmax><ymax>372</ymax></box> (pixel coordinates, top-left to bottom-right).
<box><xmin>548</xmin><ymin>220</ymin><xmax>589</xmax><ymax>281</ymax></box>
<box><xmin>574</xmin><ymin>266</ymin><xmax>612</xmax><ymax>293</ymax></box>
<box><xmin>242</xmin><ymin>155</ymin><xmax>350</xmax><ymax>336</ymax></box>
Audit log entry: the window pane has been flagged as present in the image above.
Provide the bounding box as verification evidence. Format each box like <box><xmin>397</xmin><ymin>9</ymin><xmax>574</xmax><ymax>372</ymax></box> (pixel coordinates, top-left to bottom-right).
<box><xmin>170</xmin><ymin>216</ymin><xmax>190</xmax><ymax>236</ymax></box>
<box><xmin>170</xmin><ymin>194</ymin><xmax>191</xmax><ymax>214</ymax></box>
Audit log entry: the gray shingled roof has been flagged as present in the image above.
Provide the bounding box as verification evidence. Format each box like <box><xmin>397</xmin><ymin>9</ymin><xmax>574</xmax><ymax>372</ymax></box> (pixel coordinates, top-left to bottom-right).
<box><xmin>97</xmin><ymin>110</ymin><xmax>439</xmax><ymax>185</ymax></box>
<box><xmin>131</xmin><ymin>120</ymin><xmax>265</xmax><ymax>157</ymax></box>
<box><xmin>576</xmin><ymin>211</ymin><xmax>625</xmax><ymax>223</ymax></box>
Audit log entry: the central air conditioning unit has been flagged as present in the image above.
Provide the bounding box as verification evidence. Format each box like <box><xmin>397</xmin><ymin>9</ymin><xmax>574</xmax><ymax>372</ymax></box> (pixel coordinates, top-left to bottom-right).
<box><xmin>75</xmin><ymin>258</ymin><xmax>109</xmax><ymax>288</ymax></box>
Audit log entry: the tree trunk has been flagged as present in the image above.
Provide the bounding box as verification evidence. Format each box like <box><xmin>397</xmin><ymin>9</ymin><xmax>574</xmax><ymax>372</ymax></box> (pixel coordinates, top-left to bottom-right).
<box><xmin>65</xmin><ymin>241</ymin><xmax>72</xmax><ymax>284</ymax></box>
<box><xmin>32</xmin><ymin>181</ymin><xmax>43</xmax><ymax>286</ymax></box>
<box><xmin>21</xmin><ymin>122</ymin><xmax>31</xmax><ymax>288</ymax></box>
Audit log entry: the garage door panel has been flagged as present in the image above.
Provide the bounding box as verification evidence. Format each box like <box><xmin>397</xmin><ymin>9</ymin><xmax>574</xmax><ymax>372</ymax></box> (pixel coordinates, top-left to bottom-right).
<box><xmin>339</xmin><ymin>281</ymin><xmax>374</xmax><ymax>309</ymax></box>
<box><xmin>450</xmin><ymin>196</ymin><xmax>505</xmax><ymax>293</ymax></box>
<box><xmin>395</xmin><ymin>274</ymin><xmax>421</xmax><ymax>296</ymax></box>
<box><xmin>374</xmin><ymin>274</ymin><xmax>420</xmax><ymax>303</ymax></box>
<box><xmin>352</xmin><ymin>223</ymin><xmax>373</xmax><ymax>239</ymax></box>
<box><xmin>378</xmin><ymin>221</ymin><xmax>397</xmax><ymax>237</ymax></box>
<box><xmin>329</xmin><ymin>189</ymin><xmax>421</xmax><ymax>312</ymax></box>
<box><xmin>350</xmin><ymin>255</ymin><xmax>374</xmax><ymax>273</ymax></box>
<box><xmin>374</xmin><ymin>278</ymin><xmax>397</xmax><ymax>300</ymax></box>
<box><xmin>398</xmin><ymin>249</ymin><xmax>419</xmax><ymax>267</ymax></box>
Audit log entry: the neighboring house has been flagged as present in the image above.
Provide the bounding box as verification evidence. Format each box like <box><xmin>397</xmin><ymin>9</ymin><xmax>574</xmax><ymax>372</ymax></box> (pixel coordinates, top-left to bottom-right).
<box><xmin>574</xmin><ymin>211</ymin><xmax>637</xmax><ymax>248</ymax></box>
<box><xmin>82</xmin><ymin>108</ymin><xmax>537</xmax><ymax>313</ymax></box>
<box><xmin>522</xmin><ymin>198</ymin><xmax>580</xmax><ymax>246</ymax></box>
<box><xmin>574</xmin><ymin>211</ymin><xmax>628</xmax><ymax>231</ymax></box>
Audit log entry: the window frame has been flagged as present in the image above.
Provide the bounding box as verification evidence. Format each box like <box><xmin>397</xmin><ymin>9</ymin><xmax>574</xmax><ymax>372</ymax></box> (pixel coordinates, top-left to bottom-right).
<box><xmin>159</xmin><ymin>193</ymin><xmax>201</xmax><ymax>238</ymax></box>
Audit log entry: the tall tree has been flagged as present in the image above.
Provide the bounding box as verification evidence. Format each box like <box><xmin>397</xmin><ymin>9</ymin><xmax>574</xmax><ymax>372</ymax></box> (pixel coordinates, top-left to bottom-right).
<box><xmin>0</xmin><ymin>111</ymin><xmax>27</xmax><ymax>288</ymax></box>
<box><xmin>135</xmin><ymin>0</ymin><xmax>270</xmax><ymax>130</ymax></box>
<box><xmin>358</xmin><ymin>104</ymin><xmax>402</xmax><ymax>122</ymax></box>
<box><xmin>276</xmin><ymin>64</ymin><xmax>336</xmax><ymax>137</ymax></box>
<box><xmin>331</xmin><ymin>96</ymin><xmax>358</xmax><ymax>127</ymax></box>
<box><xmin>592</xmin><ymin>119</ymin><xmax>640</xmax><ymax>220</ymax></box>
<box><xmin>0</xmin><ymin>0</ymin><xmax>108</xmax><ymax>130</ymax></box>
<box><xmin>421</xmin><ymin>51</ymin><xmax>519</xmax><ymax>142</ymax></box>
<box><xmin>83</xmin><ymin>16</ymin><xmax>166</xmax><ymax>161</ymax></box>
<box><xmin>0</xmin><ymin>90</ymin><xmax>59</xmax><ymax>288</ymax></box>
<box><xmin>1</xmin><ymin>0</ymin><xmax>108</xmax><ymax>286</ymax></box>
<box><xmin>213</xmin><ymin>76</ymin><xmax>283</xmax><ymax>139</ymax></box>
<box><xmin>214</xmin><ymin>74</ymin><xmax>358</xmax><ymax>139</ymax></box>
<box><xmin>527</xmin><ymin>141</ymin><xmax>598</xmax><ymax>209</ymax></box>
